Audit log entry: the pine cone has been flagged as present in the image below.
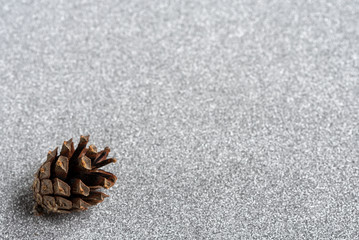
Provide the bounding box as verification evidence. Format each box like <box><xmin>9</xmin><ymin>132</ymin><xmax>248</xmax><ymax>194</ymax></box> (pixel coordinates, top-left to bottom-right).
<box><xmin>32</xmin><ymin>135</ymin><xmax>117</xmax><ymax>214</ymax></box>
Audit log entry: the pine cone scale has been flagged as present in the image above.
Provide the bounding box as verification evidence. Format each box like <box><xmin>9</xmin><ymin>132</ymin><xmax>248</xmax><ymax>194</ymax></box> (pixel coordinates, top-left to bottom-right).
<box><xmin>40</xmin><ymin>179</ymin><xmax>53</xmax><ymax>195</ymax></box>
<box><xmin>54</xmin><ymin>156</ymin><xmax>69</xmax><ymax>179</ymax></box>
<box><xmin>71</xmin><ymin>178</ymin><xmax>90</xmax><ymax>196</ymax></box>
<box><xmin>56</xmin><ymin>196</ymin><xmax>72</xmax><ymax>210</ymax></box>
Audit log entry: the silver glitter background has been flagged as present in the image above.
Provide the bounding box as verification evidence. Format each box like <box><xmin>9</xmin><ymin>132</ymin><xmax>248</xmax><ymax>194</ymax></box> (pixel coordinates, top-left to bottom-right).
<box><xmin>0</xmin><ymin>0</ymin><xmax>358</xmax><ymax>239</ymax></box>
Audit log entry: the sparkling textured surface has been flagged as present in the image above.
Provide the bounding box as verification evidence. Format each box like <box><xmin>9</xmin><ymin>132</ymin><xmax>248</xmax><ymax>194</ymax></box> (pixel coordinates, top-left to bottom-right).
<box><xmin>0</xmin><ymin>0</ymin><xmax>358</xmax><ymax>239</ymax></box>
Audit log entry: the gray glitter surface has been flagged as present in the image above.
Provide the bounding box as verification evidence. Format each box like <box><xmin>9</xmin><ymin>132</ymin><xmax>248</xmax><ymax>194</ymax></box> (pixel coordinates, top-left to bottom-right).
<box><xmin>0</xmin><ymin>0</ymin><xmax>358</xmax><ymax>239</ymax></box>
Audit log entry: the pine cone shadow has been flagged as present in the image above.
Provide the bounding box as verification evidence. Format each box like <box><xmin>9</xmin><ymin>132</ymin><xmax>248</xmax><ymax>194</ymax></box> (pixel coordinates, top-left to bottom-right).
<box><xmin>12</xmin><ymin>184</ymin><xmax>34</xmax><ymax>218</ymax></box>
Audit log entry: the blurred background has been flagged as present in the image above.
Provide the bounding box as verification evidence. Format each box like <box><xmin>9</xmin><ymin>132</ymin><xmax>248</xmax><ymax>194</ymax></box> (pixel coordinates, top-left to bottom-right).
<box><xmin>0</xmin><ymin>0</ymin><xmax>358</xmax><ymax>239</ymax></box>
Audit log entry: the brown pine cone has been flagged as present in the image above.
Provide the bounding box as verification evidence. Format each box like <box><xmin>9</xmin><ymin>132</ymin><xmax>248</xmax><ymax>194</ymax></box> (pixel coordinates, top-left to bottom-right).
<box><xmin>32</xmin><ymin>135</ymin><xmax>117</xmax><ymax>214</ymax></box>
